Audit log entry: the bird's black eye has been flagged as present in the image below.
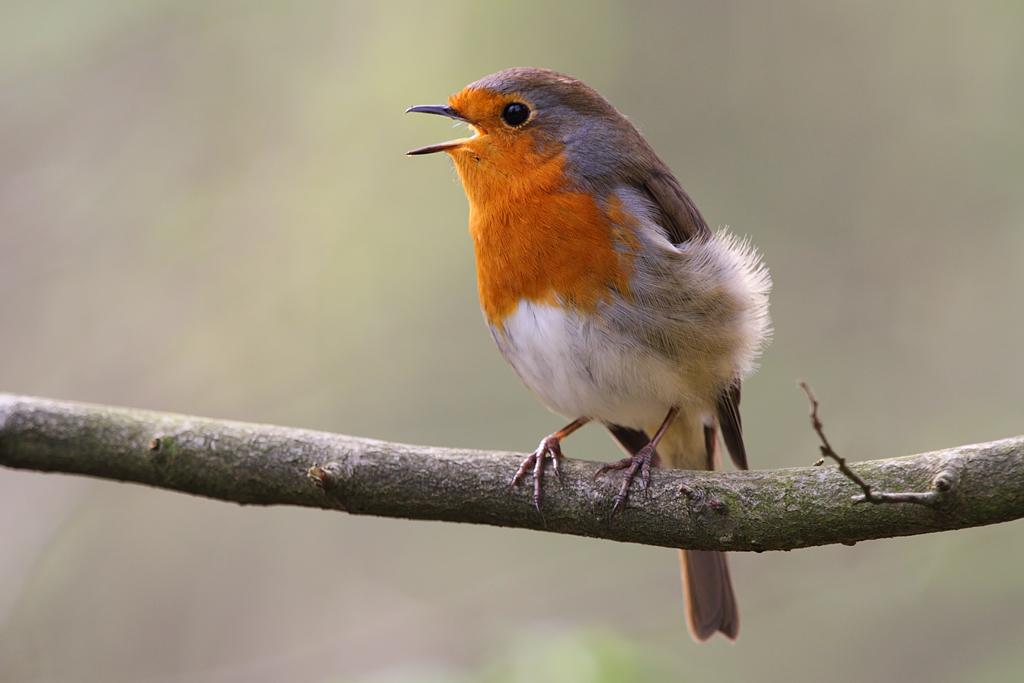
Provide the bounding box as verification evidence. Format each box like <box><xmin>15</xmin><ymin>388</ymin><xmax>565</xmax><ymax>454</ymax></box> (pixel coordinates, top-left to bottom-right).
<box><xmin>501</xmin><ymin>102</ymin><xmax>530</xmax><ymax>127</ymax></box>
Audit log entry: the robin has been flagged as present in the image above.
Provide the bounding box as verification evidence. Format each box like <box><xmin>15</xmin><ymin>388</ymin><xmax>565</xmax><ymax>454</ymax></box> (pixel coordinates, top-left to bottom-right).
<box><xmin>407</xmin><ymin>68</ymin><xmax>770</xmax><ymax>642</ymax></box>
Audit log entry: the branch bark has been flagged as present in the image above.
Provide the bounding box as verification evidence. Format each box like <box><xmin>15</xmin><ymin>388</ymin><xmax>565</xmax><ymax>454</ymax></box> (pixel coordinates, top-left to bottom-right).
<box><xmin>2</xmin><ymin>393</ymin><xmax>1023</xmax><ymax>552</ymax></box>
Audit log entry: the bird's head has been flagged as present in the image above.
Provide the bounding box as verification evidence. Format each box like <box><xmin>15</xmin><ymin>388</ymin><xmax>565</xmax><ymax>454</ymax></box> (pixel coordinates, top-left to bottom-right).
<box><xmin>407</xmin><ymin>68</ymin><xmax>652</xmax><ymax>199</ymax></box>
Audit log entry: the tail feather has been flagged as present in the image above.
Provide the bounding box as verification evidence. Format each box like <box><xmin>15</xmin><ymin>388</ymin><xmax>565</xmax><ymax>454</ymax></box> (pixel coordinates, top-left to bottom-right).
<box><xmin>681</xmin><ymin>549</ymin><xmax>739</xmax><ymax>642</ymax></box>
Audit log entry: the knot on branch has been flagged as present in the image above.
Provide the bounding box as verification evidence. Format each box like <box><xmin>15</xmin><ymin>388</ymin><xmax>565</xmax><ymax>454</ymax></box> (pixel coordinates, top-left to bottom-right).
<box><xmin>677</xmin><ymin>482</ymin><xmax>729</xmax><ymax>514</ymax></box>
<box><xmin>308</xmin><ymin>461</ymin><xmax>343</xmax><ymax>491</ymax></box>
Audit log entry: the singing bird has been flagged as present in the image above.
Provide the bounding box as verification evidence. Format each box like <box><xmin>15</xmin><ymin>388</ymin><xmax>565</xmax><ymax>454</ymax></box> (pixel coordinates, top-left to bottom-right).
<box><xmin>407</xmin><ymin>68</ymin><xmax>770</xmax><ymax>642</ymax></box>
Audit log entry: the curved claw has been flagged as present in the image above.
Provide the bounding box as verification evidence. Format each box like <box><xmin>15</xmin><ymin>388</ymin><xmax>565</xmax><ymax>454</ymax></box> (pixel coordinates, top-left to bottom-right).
<box><xmin>551</xmin><ymin>450</ymin><xmax>565</xmax><ymax>486</ymax></box>
<box><xmin>532</xmin><ymin>452</ymin><xmax>546</xmax><ymax>520</ymax></box>
<box><xmin>597</xmin><ymin>444</ymin><xmax>657</xmax><ymax>523</ymax></box>
<box><xmin>510</xmin><ymin>453</ymin><xmax>537</xmax><ymax>493</ymax></box>
<box><xmin>510</xmin><ymin>435</ymin><xmax>565</xmax><ymax>524</ymax></box>
<box><xmin>594</xmin><ymin>455</ymin><xmax>634</xmax><ymax>481</ymax></box>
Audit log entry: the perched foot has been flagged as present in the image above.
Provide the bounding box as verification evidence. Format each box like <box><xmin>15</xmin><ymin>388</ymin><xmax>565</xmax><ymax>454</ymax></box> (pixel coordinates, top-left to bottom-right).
<box><xmin>594</xmin><ymin>443</ymin><xmax>658</xmax><ymax>522</ymax></box>
<box><xmin>510</xmin><ymin>435</ymin><xmax>565</xmax><ymax>523</ymax></box>
<box><xmin>509</xmin><ymin>418</ymin><xmax>589</xmax><ymax>523</ymax></box>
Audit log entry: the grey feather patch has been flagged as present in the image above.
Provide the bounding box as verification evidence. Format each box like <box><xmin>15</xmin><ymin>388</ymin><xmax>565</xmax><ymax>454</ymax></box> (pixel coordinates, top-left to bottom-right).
<box><xmin>635</xmin><ymin>171</ymin><xmax>711</xmax><ymax>244</ymax></box>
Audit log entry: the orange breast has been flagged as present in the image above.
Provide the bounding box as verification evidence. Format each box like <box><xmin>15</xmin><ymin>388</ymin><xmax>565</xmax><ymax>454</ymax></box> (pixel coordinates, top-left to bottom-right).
<box><xmin>450</xmin><ymin>134</ymin><xmax>639</xmax><ymax>328</ymax></box>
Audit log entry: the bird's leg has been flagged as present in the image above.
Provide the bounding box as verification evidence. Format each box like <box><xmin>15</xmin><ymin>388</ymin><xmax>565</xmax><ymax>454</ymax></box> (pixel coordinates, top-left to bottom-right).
<box><xmin>511</xmin><ymin>417</ymin><xmax>590</xmax><ymax>521</ymax></box>
<box><xmin>595</xmin><ymin>407</ymin><xmax>679</xmax><ymax>522</ymax></box>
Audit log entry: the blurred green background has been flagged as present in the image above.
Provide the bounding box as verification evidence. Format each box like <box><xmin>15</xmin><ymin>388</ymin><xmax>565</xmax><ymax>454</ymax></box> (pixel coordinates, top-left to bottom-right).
<box><xmin>2</xmin><ymin>1</ymin><xmax>1023</xmax><ymax>681</ymax></box>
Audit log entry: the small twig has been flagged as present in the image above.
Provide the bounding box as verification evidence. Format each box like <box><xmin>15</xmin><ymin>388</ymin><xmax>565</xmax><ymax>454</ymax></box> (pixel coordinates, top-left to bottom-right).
<box><xmin>800</xmin><ymin>382</ymin><xmax>879</xmax><ymax>502</ymax></box>
<box><xmin>799</xmin><ymin>382</ymin><xmax>953</xmax><ymax>506</ymax></box>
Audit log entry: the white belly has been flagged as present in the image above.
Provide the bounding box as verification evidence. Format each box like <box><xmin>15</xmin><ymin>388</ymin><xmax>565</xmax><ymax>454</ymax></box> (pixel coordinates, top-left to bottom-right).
<box><xmin>490</xmin><ymin>301</ymin><xmax>690</xmax><ymax>428</ymax></box>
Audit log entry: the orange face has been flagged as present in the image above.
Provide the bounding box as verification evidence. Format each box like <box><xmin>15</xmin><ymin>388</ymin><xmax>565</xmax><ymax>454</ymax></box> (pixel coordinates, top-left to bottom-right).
<box><xmin>408</xmin><ymin>87</ymin><xmax>558</xmax><ymax>203</ymax></box>
<box><xmin>444</xmin><ymin>88</ymin><xmax>561</xmax><ymax>199</ymax></box>
<box><xmin>410</xmin><ymin>86</ymin><xmax>640</xmax><ymax>328</ymax></box>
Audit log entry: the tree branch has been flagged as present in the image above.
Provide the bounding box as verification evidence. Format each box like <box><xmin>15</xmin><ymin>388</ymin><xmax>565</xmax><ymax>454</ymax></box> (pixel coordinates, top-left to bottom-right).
<box><xmin>2</xmin><ymin>393</ymin><xmax>1023</xmax><ymax>552</ymax></box>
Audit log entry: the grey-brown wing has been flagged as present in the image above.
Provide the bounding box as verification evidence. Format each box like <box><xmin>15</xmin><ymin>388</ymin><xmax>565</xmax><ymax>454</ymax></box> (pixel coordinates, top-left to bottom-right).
<box><xmin>717</xmin><ymin>381</ymin><xmax>748</xmax><ymax>471</ymax></box>
<box><xmin>635</xmin><ymin>170</ymin><xmax>711</xmax><ymax>245</ymax></box>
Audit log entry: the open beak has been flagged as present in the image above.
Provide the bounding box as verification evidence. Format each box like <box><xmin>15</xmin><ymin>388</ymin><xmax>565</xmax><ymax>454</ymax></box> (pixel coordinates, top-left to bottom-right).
<box><xmin>406</xmin><ymin>104</ymin><xmax>478</xmax><ymax>155</ymax></box>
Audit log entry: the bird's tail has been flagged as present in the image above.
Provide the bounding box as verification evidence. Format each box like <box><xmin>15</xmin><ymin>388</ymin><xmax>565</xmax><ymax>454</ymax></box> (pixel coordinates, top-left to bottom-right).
<box><xmin>680</xmin><ymin>548</ymin><xmax>739</xmax><ymax>642</ymax></box>
<box><xmin>667</xmin><ymin>416</ymin><xmax>740</xmax><ymax>642</ymax></box>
